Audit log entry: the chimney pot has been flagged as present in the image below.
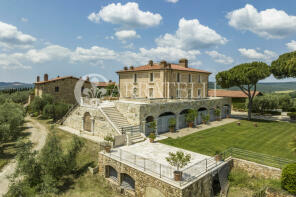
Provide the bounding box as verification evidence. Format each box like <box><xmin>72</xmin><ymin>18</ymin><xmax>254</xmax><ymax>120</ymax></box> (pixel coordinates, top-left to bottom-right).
<box><xmin>179</xmin><ymin>58</ymin><xmax>188</xmax><ymax>68</ymax></box>
<box><xmin>44</xmin><ymin>74</ymin><xmax>48</xmax><ymax>81</ymax></box>
<box><xmin>130</xmin><ymin>66</ymin><xmax>134</xmax><ymax>70</ymax></box>
<box><xmin>124</xmin><ymin>66</ymin><xmax>128</xmax><ymax>70</ymax></box>
<box><xmin>160</xmin><ymin>60</ymin><xmax>167</xmax><ymax>68</ymax></box>
<box><xmin>37</xmin><ymin>76</ymin><xmax>40</xmax><ymax>82</ymax></box>
<box><xmin>148</xmin><ymin>60</ymin><xmax>153</xmax><ymax>66</ymax></box>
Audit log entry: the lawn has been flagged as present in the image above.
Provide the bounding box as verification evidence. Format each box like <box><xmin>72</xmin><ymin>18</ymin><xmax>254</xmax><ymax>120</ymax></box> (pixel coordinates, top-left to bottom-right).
<box><xmin>160</xmin><ymin>120</ymin><xmax>296</xmax><ymax>161</ymax></box>
<box><xmin>38</xmin><ymin>119</ymin><xmax>122</xmax><ymax>197</ymax></box>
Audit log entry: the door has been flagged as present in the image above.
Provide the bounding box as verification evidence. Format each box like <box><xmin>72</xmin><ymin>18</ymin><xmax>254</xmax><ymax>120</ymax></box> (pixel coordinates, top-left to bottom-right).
<box><xmin>179</xmin><ymin>114</ymin><xmax>186</xmax><ymax>129</ymax></box>
<box><xmin>157</xmin><ymin>115</ymin><xmax>175</xmax><ymax>134</ymax></box>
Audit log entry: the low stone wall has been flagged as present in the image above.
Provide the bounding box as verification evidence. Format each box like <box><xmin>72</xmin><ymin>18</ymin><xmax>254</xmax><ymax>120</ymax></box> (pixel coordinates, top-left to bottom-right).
<box><xmin>231</xmin><ymin>158</ymin><xmax>282</xmax><ymax>180</ymax></box>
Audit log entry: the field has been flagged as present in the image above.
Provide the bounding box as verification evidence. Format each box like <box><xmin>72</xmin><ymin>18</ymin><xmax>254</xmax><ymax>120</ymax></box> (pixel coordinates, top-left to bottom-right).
<box><xmin>160</xmin><ymin>120</ymin><xmax>296</xmax><ymax>161</ymax></box>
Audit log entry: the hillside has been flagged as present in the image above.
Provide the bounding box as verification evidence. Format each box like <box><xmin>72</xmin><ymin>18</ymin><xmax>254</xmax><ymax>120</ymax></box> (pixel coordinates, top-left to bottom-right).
<box><xmin>0</xmin><ymin>82</ymin><xmax>34</xmax><ymax>90</ymax></box>
<box><xmin>209</xmin><ymin>81</ymin><xmax>296</xmax><ymax>93</ymax></box>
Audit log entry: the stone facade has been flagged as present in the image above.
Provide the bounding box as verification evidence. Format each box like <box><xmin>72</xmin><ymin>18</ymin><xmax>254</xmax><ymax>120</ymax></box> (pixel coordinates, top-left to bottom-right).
<box><xmin>98</xmin><ymin>152</ymin><xmax>215</xmax><ymax>197</ymax></box>
<box><xmin>63</xmin><ymin>106</ymin><xmax>119</xmax><ymax>138</ymax></box>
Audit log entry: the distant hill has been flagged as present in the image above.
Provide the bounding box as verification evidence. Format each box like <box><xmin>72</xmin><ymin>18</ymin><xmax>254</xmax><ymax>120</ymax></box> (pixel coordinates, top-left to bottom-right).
<box><xmin>209</xmin><ymin>81</ymin><xmax>296</xmax><ymax>93</ymax></box>
<box><xmin>0</xmin><ymin>82</ymin><xmax>34</xmax><ymax>90</ymax></box>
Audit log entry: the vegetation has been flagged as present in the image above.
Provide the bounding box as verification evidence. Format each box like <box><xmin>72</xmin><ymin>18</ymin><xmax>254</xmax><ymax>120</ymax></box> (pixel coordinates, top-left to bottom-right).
<box><xmin>160</xmin><ymin>120</ymin><xmax>296</xmax><ymax>160</ymax></box>
<box><xmin>185</xmin><ymin>109</ymin><xmax>197</xmax><ymax>123</ymax></box>
<box><xmin>168</xmin><ymin>117</ymin><xmax>176</xmax><ymax>128</ymax></box>
<box><xmin>216</xmin><ymin>62</ymin><xmax>270</xmax><ymax>120</ymax></box>
<box><xmin>281</xmin><ymin>164</ymin><xmax>296</xmax><ymax>194</ymax></box>
<box><xmin>104</xmin><ymin>134</ymin><xmax>114</xmax><ymax>145</ymax></box>
<box><xmin>289</xmin><ymin>137</ymin><xmax>296</xmax><ymax>153</ymax></box>
<box><xmin>165</xmin><ymin>151</ymin><xmax>191</xmax><ymax>171</ymax></box>
<box><xmin>0</xmin><ymin>89</ymin><xmax>31</xmax><ymax>104</ymax></box>
<box><xmin>148</xmin><ymin>121</ymin><xmax>157</xmax><ymax>132</ymax></box>
<box><xmin>271</xmin><ymin>51</ymin><xmax>296</xmax><ymax>79</ymax></box>
<box><xmin>148</xmin><ymin>132</ymin><xmax>156</xmax><ymax>140</ymax></box>
<box><xmin>202</xmin><ymin>114</ymin><xmax>209</xmax><ymax>124</ymax></box>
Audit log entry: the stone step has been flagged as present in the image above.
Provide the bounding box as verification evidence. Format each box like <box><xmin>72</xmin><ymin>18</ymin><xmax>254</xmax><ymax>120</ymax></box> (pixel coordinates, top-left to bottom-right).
<box><xmin>131</xmin><ymin>137</ymin><xmax>145</xmax><ymax>144</ymax></box>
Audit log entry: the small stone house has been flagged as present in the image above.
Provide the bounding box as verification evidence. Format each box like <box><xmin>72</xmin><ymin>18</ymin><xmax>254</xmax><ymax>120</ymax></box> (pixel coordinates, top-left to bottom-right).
<box><xmin>117</xmin><ymin>59</ymin><xmax>211</xmax><ymax>99</ymax></box>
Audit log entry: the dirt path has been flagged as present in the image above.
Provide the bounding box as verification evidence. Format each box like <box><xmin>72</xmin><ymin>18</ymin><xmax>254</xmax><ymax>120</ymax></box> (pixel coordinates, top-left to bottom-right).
<box><xmin>0</xmin><ymin>117</ymin><xmax>48</xmax><ymax>196</ymax></box>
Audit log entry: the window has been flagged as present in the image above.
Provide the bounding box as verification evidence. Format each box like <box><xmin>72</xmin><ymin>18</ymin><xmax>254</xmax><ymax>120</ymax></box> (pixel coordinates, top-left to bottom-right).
<box><xmin>177</xmin><ymin>73</ymin><xmax>180</xmax><ymax>82</ymax></box>
<box><xmin>188</xmin><ymin>89</ymin><xmax>192</xmax><ymax>98</ymax></box>
<box><xmin>133</xmin><ymin>88</ymin><xmax>137</xmax><ymax>97</ymax></box>
<box><xmin>150</xmin><ymin>72</ymin><xmax>154</xmax><ymax>82</ymax></box>
<box><xmin>197</xmin><ymin>74</ymin><xmax>201</xmax><ymax>83</ymax></box>
<box><xmin>198</xmin><ymin>89</ymin><xmax>201</xmax><ymax>98</ymax></box>
<box><xmin>149</xmin><ymin>88</ymin><xmax>153</xmax><ymax>98</ymax></box>
<box><xmin>176</xmin><ymin>89</ymin><xmax>180</xmax><ymax>98</ymax></box>
<box><xmin>55</xmin><ymin>86</ymin><xmax>59</xmax><ymax>92</ymax></box>
<box><xmin>134</xmin><ymin>73</ymin><xmax>137</xmax><ymax>83</ymax></box>
<box><xmin>189</xmin><ymin>74</ymin><xmax>192</xmax><ymax>83</ymax></box>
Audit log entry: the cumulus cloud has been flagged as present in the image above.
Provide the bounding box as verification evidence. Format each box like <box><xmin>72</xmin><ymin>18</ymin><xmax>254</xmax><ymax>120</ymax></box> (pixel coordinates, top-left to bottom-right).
<box><xmin>227</xmin><ymin>4</ymin><xmax>296</xmax><ymax>39</ymax></box>
<box><xmin>0</xmin><ymin>21</ymin><xmax>36</xmax><ymax>49</ymax></box>
<box><xmin>205</xmin><ymin>51</ymin><xmax>234</xmax><ymax>64</ymax></box>
<box><xmin>115</xmin><ymin>30</ymin><xmax>140</xmax><ymax>40</ymax></box>
<box><xmin>238</xmin><ymin>48</ymin><xmax>277</xmax><ymax>61</ymax></box>
<box><xmin>166</xmin><ymin>0</ymin><xmax>179</xmax><ymax>3</ymax></box>
<box><xmin>156</xmin><ymin>18</ymin><xmax>227</xmax><ymax>50</ymax></box>
<box><xmin>0</xmin><ymin>53</ymin><xmax>31</xmax><ymax>69</ymax></box>
<box><xmin>88</xmin><ymin>2</ymin><xmax>162</xmax><ymax>28</ymax></box>
<box><xmin>286</xmin><ymin>40</ymin><xmax>296</xmax><ymax>51</ymax></box>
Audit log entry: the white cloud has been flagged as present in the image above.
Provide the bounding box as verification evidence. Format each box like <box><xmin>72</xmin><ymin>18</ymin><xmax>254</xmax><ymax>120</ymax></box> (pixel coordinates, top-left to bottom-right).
<box><xmin>0</xmin><ymin>21</ymin><xmax>36</xmax><ymax>49</ymax></box>
<box><xmin>286</xmin><ymin>40</ymin><xmax>296</xmax><ymax>51</ymax></box>
<box><xmin>76</xmin><ymin>35</ymin><xmax>83</xmax><ymax>40</ymax></box>
<box><xmin>115</xmin><ymin>30</ymin><xmax>140</xmax><ymax>40</ymax></box>
<box><xmin>238</xmin><ymin>48</ymin><xmax>277</xmax><ymax>61</ymax></box>
<box><xmin>166</xmin><ymin>0</ymin><xmax>179</xmax><ymax>3</ymax></box>
<box><xmin>156</xmin><ymin>18</ymin><xmax>227</xmax><ymax>50</ymax></box>
<box><xmin>88</xmin><ymin>2</ymin><xmax>162</xmax><ymax>28</ymax></box>
<box><xmin>21</xmin><ymin>17</ymin><xmax>28</xmax><ymax>23</ymax></box>
<box><xmin>227</xmin><ymin>4</ymin><xmax>296</xmax><ymax>39</ymax></box>
<box><xmin>0</xmin><ymin>53</ymin><xmax>31</xmax><ymax>69</ymax></box>
<box><xmin>205</xmin><ymin>51</ymin><xmax>234</xmax><ymax>64</ymax></box>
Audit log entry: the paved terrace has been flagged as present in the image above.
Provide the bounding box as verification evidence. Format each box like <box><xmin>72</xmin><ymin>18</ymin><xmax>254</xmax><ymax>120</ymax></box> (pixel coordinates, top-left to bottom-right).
<box><xmin>101</xmin><ymin>141</ymin><xmax>226</xmax><ymax>188</ymax></box>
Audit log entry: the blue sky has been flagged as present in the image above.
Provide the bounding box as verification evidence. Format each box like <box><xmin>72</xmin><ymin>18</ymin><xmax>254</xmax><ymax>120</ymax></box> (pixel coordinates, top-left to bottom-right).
<box><xmin>0</xmin><ymin>0</ymin><xmax>296</xmax><ymax>83</ymax></box>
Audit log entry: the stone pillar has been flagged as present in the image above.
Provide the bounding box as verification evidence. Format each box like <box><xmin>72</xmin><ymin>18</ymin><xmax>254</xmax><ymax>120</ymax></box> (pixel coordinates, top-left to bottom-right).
<box><xmin>126</xmin><ymin>132</ymin><xmax>132</xmax><ymax>146</ymax></box>
<box><xmin>81</xmin><ymin>116</ymin><xmax>84</xmax><ymax>132</ymax></box>
<box><xmin>175</xmin><ymin>114</ymin><xmax>180</xmax><ymax>130</ymax></box>
<box><xmin>91</xmin><ymin>117</ymin><xmax>95</xmax><ymax>136</ymax></box>
<box><xmin>142</xmin><ymin>121</ymin><xmax>146</xmax><ymax>136</ymax></box>
<box><xmin>155</xmin><ymin>118</ymin><xmax>159</xmax><ymax>136</ymax></box>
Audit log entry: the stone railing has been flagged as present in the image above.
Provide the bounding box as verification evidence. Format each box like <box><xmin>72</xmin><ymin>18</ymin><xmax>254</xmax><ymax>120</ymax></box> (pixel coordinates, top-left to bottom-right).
<box><xmin>80</xmin><ymin>97</ymin><xmax>101</xmax><ymax>108</ymax></box>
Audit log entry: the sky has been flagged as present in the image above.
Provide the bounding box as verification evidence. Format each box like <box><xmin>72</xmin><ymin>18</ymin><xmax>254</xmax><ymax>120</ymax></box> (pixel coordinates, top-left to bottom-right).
<box><xmin>0</xmin><ymin>0</ymin><xmax>296</xmax><ymax>83</ymax></box>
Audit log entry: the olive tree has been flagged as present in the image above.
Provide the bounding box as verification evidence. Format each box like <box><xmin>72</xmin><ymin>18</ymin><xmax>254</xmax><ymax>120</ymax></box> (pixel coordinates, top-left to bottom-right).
<box><xmin>216</xmin><ymin>62</ymin><xmax>270</xmax><ymax>120</ymax></box>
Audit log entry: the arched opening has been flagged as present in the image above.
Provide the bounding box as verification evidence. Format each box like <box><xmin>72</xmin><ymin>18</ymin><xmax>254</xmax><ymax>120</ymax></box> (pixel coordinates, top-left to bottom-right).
<box><xmin>83</xmin><ymin>112</ymin><xmax>91</xmax><ymax>132</ymax></box>
<box><xmin>179</xmin><ymin>109</ymin><xmax>190</xmax><ymax>129</ymax></box>
<box><xmin>145</xmin><ymin>116</ymin><xmax>154</xmax><ymax>123</ymax></box>
<box><xmin>222</xmin><ymin>104</ymin><xmax>231</xmax><ymax>119</ymax></box>
<box><xmin>157</xmin><ymin>112</ymin><xmax>175</xmax><ymax>134</ymax></box>
<box><xmin>105</xmin><ymin>165</ymin><xmax>118</xmax><ymax>182</ymax></box>
<box><xmin>197</xmin><ymin>107</ymin><xmax>208</xmax><ymax>125</ymax></box>
<box><xmin>209</xmin><ymin>108</ymin><xmax>216</xmax><ymax>122</ymax></box>
<box><xmin>121</xmin><ymin>173</ymin><xmax>135</xmax><ymax>190</ymax></box>
<box><xmin>145</xmin><ymin>116</ymin><xmax>155</xmax><ymax>135</ymax></box>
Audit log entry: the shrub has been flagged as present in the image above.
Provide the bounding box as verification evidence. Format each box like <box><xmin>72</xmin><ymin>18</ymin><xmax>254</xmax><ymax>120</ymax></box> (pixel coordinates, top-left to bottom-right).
<box><xmin>281</xmin><ymin>163</ymin><xmax>296</xmax><ymax>194</ymax></box>
<box><xmin>42</xmin><ymin>104</ymin><xmax>55</xmax><ymax>119</ymax></box>
<box><xmin>148</xmin><ymin>132</ymin><xmax>156</xmax><ymax>140</ymax></box>
<box><xmin>53</xmin><ymin>103</ymin><xmax>70</xmax><ymax>121</ymax></box>
<box><xmin>185</xmin><ymin>109</ymin><xmax>197</xmax><ymax>123</ymax></box>
<box><xmin>169</xmin><ymin>118</ymin><xmax>176</xmax><ymax>127</ymax></box>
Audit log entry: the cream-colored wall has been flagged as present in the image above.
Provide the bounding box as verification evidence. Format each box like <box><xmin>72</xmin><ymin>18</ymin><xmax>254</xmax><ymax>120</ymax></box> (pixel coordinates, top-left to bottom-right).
<box><xmin>118</xmin><ymin>70</ymin><xmax>209</xmax><ymax>99</ymax></box>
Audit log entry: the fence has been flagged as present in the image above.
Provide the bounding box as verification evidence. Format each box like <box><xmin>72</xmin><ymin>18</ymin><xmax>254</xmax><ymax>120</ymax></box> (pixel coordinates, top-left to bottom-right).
<box><xmin>223</xmin><ymin>147</ymin><xmax>296</xmax><ymax>169</ymax></box>
<box><xmin>103</xmin><ymin>148</ymin><xmax>223</xmax><ymax>186</ymax></box>
<box><xmin>121</xmin><ymin>125</ymin><xmax>143</xmax><ymax>136</ymax></box>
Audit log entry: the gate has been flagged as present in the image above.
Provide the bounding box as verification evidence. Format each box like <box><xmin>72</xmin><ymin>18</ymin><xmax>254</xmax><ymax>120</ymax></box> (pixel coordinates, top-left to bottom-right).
<box><xmin>157</xmin><ymin>115</ymin><xmax>175</xmax><ymax>134</ymax></box>
<box><xmin>179</xmin><ymin>114</ymin><xmax>186</xmax><ymax>129</ymax></box>
<box><xmin>209</xmin><ymin>109</ymin><xmax>215</xmax><ymax>122</ymax></box>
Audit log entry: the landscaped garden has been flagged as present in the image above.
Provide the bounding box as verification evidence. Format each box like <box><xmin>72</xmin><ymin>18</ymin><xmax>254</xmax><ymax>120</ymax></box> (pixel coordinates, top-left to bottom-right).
<box><xmin>160</xmin><ymin>119</ymin><xmax>296</xmax><ymax>161</ymax></box>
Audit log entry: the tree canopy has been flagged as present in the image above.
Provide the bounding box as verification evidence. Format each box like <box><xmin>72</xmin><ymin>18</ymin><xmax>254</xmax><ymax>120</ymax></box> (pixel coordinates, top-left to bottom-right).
<box><xmin>271</xmin><ymin>51</ymin><xmax>296</xmax><ymax>79</ymax></box>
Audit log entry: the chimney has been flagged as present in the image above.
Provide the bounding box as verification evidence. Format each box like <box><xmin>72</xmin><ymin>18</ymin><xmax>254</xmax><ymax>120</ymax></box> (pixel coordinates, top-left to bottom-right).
<box><xmin>148</xmin><ymin>60</ymin><xmax>153</xmax><ymax>66</ymax></box>
<box><xmin>179</xmin><ymin>58</ymin><xmax>188</xmax><ymax>68</ymax></box>
<box><xmin>44</xmin><ymin>74</ymin><xmax>48</xmax><ymax>81</ymax></box>
<box><xmin>36</xmin><ymin>76</ymin><xmax>40</xmax><ymax>82</ymax></box>
<box><xmin>109</xmin><ymin>80</ymin><xmax>112</xmax><ymax>82</ymax></box>
<box><xmin>130</xmin><ymin>66</ymin><xmax>134</xmax><ymax>70</ymax></box>
<box><xmin>160</xmin><ymin>60</ymin><xmax>167</xmax><ymax>68</ymax></box>
<box><xmin>86</xmin><ymin>76</ymin><xmax>90</xmax><ymax>82</ymax></box>
<box><xmin>124</xmin><ymin>66</ymin><xmax>128</xmax><ymax>70</ymax></box>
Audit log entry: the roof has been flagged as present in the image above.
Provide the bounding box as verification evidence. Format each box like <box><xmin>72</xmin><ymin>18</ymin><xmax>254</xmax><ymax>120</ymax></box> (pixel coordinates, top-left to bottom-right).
<box><xmin>208</xmin><ymin>89</ymin><xmax>263</xmax><ymax>98</ymax></box>
<box><xmin>34</xmin><ymin>76</ymin><xmax>91</xmax><ymax>85</ymax></box>
<box><xmin>96</xmin><ymin>81</ymin><xmax>116</xmax><ymax>87</ymax></box>
<box><xmin>116</xmin><ymin>63</ymin><xmax>211</xmax><ymax>74</ymax></box>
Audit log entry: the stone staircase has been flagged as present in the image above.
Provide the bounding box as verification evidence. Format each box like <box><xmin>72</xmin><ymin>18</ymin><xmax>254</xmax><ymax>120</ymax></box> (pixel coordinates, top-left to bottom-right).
<box><xmin>57</xmin><ymin>103</ymin><xmax>78</xmax><ymax>125</ymax></box>
<box><xmin>101</xmin><ymin>107</ymin><xmax>145</xmax><ymax>144</ymax></box>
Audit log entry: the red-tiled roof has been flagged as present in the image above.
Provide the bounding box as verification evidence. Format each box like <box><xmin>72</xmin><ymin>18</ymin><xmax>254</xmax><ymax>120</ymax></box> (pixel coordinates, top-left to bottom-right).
<box><xmin>208</xmin><ymin>89</ymin><xmax>263</xmax><ymax>98</ymax></box>
<box><xmin>116</xmin><ymin>63</ymin><xmax>211</xmax><ymax>74</ymax></box>
<box><xmin>34</xmin><ymin>76</ymin><xmax>91</xmax><ymax>84</ymax></box>
<box><xmin>96</xmin><ymin>81</ymin><xmax>116</xmax><ymax>87</ymax></box>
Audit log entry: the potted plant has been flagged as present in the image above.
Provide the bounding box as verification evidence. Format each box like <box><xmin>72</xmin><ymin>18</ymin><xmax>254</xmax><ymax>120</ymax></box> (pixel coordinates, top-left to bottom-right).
<box><xmin>104</xmin><ymin>134</ymin><xmax>114</xmax><ymax>153</ymax></box>
<box><xmin>185</xmin><ymin>109</ymin><xmax>197</xmax><ymax>128</ymax></box>
<box><xmin>214</xmin><ymin>109</ymin><xmax>221</xmax><ymax>121</ymax></box>
<box><xmin>148</xmin><ymin>121</ymin><xmax>157</xmax><ymax>133</ymax></box>
<box><xmin>169</xmin><ymin>118</ymin><xmax>176</xmax><ymax>133</ymax></box>
<box><xmin>148</xmin><ymin>132</ymin><xmax>156</xmax><ymax>143</ymax></box>
<box><xmin>288</xmin><ymin>112</ymin><xmax>296</xmax><ymax>121</ymax></box>
<box><xmin>202</xmin><ymin>114</ymin><xmax>210</xmax><ymax>125</ymax></box>
<box><xmin>214</xmin><ymin>150</ymin><xmax>223</xmax><ymax>162</ymax></box>
<box><xmin>166</xmin><ymin>151</ymin><xmax>191</xmax><ymax>181</ymax></box>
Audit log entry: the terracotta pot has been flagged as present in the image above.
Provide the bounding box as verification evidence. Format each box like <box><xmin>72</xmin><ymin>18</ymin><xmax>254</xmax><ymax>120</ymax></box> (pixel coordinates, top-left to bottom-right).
<box><xmin>169</xmin><ymin>126</ymin><xmax>175</xmax><ymax>133</ymax></box>
<box><xmin>188</xmin><ymin>122</ymin><xmax>194</xmax><ymax>128</ymax></box>
<box><xmin>237</xmin><ymin>122</ymin><xmax>241</xmax><ymax>126</ymax></box>
<box><xmin>149</xmin><ymin>138</ymin><xmax>154</xmax><ymax>143</ymax></box>
<box><xmin>174</xmin><ymin>171</ymin><xmax>182</xmax><ymax>181</ymax></box>
<box><xmin>105</xmin><ymin>145</ymin><xmax>111</xmax><ymax>153</ymax></box>
<box><xmin>254</xmin><ymin>123</ymin><xmax>258</xmax><ymax>127</ymax></box>
<box><xmin>215</xmin><ymin>154</ymin><xmax>222</xmax><ymax>162</ymax></box>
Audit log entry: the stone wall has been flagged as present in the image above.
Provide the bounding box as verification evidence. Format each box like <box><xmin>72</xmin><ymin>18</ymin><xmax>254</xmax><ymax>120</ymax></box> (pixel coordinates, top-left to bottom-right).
<box><xmin>98</xmin><ymin>153</ymin><xmax>216</xmax><ymax>197</ymax></box>
<box><xmin>63</xmin><ymin>106</ymin><xmax>119</xmax><ymax>138</ymax></box>
<box><xmin>231</xmin><ymin>158</ymin><xmax>282</xmax><ymax>180</ymax></box>
<box><xmin>115</xmin><ymin>102</ymin><xmax>141</xmax><ymax>125</ymax></box>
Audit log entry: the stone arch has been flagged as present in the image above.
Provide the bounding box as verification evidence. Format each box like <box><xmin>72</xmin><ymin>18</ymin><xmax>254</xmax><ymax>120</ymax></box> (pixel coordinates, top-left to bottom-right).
<box><xmin>83</xmin><ymin>112</ymin><xmax>91</xmax><ymax>132</ymax></box>
<box><xmin>105</xmin><ymin>165</ymin><xmax>118</xmax><ymax>182</ymax></box>
<box><xmin>197</xmin><ymin>107</ymin><xmax>208</xmax><ymax>125</ymax></box>
<box><xmin>121</xmin><ymin>173</ymin><xmax>135</xmax><ymax>190</ymax></box>
<box><xmin>145</xmin><ymin>116</ymin><xmax>155</xmax><ymax>123</ymax></box>
<box><xmin>157</xmin><ymin>112</ymin><xmax>176</xmax><ymax>134</ymax></box>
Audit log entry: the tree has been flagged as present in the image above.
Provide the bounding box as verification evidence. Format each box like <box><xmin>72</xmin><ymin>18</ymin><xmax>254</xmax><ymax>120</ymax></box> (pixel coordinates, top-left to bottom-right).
<box><xmin>271</xmin><ymin>51</ymin><xmax>296</xmax><ymax>79</ymax></box>
<box><xmin>216</xmin><ymin>62</ymin><xmax>270</xmax><ymax>120</ymax></box>
<box><xmin>166</xmin><ymin>151</ymin><xmax>191</xmax><ymax>172</ymax></box>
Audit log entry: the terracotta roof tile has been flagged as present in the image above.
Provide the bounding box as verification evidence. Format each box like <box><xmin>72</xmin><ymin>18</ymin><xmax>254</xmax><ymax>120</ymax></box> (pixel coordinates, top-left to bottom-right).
<box><xmin>34</xmin><ymin>76</ymin><xmax>91</xmax><ymax>84</ymax></box>
<box><xmin>96</xmin><ymin>82</ymin><xmax>116</xmax><ymax>87</ymax></box>
<box><xmin>208</xmin><ymin>89</ymin><xmax>263</xmax><ymax>98</ymax></box>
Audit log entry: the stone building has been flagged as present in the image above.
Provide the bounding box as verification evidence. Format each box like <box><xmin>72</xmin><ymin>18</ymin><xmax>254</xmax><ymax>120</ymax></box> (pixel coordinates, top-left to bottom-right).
<box><xmin>117</xmin><ymin>59</ymin><xmax>210</xmax><ymax>99</ymax></box>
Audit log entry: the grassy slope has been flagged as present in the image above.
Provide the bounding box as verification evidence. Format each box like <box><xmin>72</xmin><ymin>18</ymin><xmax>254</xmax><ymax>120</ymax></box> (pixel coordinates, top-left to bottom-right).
<box><xmin>37</xmin><ymin>119</ymin><xmax>121</xmax><ymax>197</ymax></box>
<box><xmin>160</xmin><ymin>120</ymin><xmax>296</xmax><ymax>160</ymax></box>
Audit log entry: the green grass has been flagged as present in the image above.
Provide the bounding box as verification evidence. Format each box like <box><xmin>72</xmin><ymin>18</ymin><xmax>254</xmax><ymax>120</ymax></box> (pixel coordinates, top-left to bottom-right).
<box><xmin>160</xmin><ymin>120</ymin><xmax>296</xmax><ymax>160</ymax></box>
<box><xmin>37</xmin><ymin>119</ymin><xmax>121</xmax><ymax>197</ymax></box>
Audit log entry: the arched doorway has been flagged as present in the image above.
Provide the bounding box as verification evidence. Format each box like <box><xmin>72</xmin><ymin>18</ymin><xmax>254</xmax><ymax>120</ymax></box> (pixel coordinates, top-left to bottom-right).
<box><xmin>179</xmin><ymin>109</ymin><xmax>190</xmax><ymax>129</ymax></box>
<box><xmin>83</xmin><ymin>112</ymin><xmax>91</xmax><ymax>132</ymax></box>
<box><xmin>157</xmin><ymin>112</ymin><xmax>175</xmax><ymax>134</ymax></box>
<box><xmin>197</xmin><ymin>107</ymin><xmax>208</xmax><ymax>125</ymax></box>
<box><xmin>145</xmin><ymin>116</ymin><xmax>155</xmax><ymax>135</ymax></box>
<box><xmin>222</xmin><ymin>104</ymin><xmax>231</xmax><ymax>119</ymax></box>
<box><xmin>105</xmin><ymin>165</ymin><xmax>118</xmax><ymax>181</ymax></box>
<box><xmin>121</xmin><ymin>173</ymin><xmax>135</xmax><ymax>190</ymax></box>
